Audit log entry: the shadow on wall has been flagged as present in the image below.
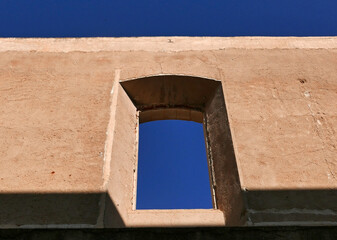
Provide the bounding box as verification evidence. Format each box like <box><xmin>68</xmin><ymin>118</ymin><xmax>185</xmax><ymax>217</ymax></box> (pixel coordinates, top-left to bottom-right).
<box><xmin>244</xmin><ymin>189</ymin><xmax>337</xmax><ymax>225</ymax></box>
<box><xmin>0</xmin><ymin>189</ymin><xmax>337</xmax><ymax>227</ymax></box>
<box><xmin>0</xmin><ymin>192</ymin><xmax>125</xmax><ymax>227</ymax></box>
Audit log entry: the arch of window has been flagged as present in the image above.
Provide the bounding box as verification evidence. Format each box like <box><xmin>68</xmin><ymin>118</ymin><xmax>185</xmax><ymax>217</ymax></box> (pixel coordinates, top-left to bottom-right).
<box><xmin>105</xmin><ymin>74</ymin><xmax>245</xmax><ymax>227</ymax></box>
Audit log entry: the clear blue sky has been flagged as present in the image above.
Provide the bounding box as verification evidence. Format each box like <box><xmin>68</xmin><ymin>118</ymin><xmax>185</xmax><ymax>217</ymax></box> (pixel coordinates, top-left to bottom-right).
<box><xmin>137</xmin><ymin>120</ymin><xmax>212</xmax><ymax>209</ymax></box>
<box><xmin>0</xmin><ymin>0</ymin><xmax>337</xmax><ymax>37</ymax></box>
<box><xmin>1</xmin><ymin>0</ymin><xmax>336</xmax><ymax>209</ymax></box>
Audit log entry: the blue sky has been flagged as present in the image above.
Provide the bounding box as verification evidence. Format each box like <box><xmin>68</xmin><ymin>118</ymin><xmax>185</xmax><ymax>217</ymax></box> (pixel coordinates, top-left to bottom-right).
<box><xmin>137</xmin><ymin>120</ymin><xmax>212</xmax><ymax>209</ymax></box>
<box><xmin>1</xmin><ymin>0</ymin><xmax>336</xmax><ymax>209</ymax></box>
<box><xmin>1</xmin><ymin>0</ymin><xmax>337</xmax><ymax>37</ymax></box>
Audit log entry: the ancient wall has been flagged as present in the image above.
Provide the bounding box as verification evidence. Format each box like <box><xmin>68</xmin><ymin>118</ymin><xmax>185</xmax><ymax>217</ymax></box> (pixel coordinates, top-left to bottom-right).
<box><xmin>0</xmin><ymin>37</ymin><xmax>336</xmax><ymax>227</ymax></box>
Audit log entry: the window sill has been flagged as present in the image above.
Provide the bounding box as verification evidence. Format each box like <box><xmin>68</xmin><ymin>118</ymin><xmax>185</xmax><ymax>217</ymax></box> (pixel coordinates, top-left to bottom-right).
<box><xmin>126</xmin><ymin>209</ymin><xmax>225</xmax><ymax>227</ymax></box>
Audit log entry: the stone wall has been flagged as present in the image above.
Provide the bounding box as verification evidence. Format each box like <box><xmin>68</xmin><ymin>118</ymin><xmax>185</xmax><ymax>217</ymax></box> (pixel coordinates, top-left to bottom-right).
<box><xmin>0</xmin><ymin>37</ymin><xmax>336</xmax><ymax>227</ymax></box>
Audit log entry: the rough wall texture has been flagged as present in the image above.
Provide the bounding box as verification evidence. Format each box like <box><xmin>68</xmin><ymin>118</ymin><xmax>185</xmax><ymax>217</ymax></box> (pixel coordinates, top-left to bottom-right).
<box><xmin>204</xmin><ymin>86</ymin><xmax>245</xmax><ymax>225</ymax></box>
<box><xmin>0</xmin><ymin>37</ymin><xmax>336</xmax><ymax>227</ymax></box>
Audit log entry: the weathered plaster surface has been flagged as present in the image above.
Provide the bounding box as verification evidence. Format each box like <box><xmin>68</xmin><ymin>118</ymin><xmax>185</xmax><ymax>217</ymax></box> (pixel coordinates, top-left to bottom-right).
<box><xmin>1</xmin><ymin>37</ymin><xmax>337</xmax><ymax>52</ymax></box>
<box><xmin>0</xmin><ymin>37</ymin><xmax>336</xmax><ymax>227</ymax></box>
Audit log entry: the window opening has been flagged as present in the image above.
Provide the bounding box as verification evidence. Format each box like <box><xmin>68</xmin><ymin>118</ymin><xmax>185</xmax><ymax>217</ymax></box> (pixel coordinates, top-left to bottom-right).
<box><xmin>118</xmin><ymin>75</ymin><xmax>245</xmax><ymax>224</ymax></box>
<box><xmin>136</xmin><ymin>120</ymin><xmax>213</xmax><ymax>209</ymax></box>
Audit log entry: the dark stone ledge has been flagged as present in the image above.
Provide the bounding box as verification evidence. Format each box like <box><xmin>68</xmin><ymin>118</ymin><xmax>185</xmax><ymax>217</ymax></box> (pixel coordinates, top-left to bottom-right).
<box><xmin>1</xmin><ymin>227</ymin><xmax>337</xmax><ymax>240</ymax></box>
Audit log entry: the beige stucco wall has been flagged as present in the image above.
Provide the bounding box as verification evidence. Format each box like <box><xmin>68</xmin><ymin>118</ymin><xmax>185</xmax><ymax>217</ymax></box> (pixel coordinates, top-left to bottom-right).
<box><xmin>0</xmin><ymin>37</ymin><xmax>336</xmax><ymax>227</ymax></box>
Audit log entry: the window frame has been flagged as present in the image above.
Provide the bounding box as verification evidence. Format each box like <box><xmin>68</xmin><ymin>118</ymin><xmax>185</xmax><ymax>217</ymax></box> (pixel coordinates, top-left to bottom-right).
<box><xmin>103</xmin><ymin>72</ymin><xmax>245</xmax><ymax>227</ymax></box>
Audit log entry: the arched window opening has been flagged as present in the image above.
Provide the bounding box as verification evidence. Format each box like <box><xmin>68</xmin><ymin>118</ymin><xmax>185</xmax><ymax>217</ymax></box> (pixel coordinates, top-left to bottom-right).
<box><xmin>104</xmin><ymin>74</ymin><xmax>245</xmax><ymax>226</ymax></box>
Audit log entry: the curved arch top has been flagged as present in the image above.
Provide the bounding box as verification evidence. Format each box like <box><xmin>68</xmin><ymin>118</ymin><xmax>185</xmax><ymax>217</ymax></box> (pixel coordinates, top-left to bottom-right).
<box><xmin>120</xmin><ymin>75</ymin><xmax>222</xmax><ymax>123</ymax></box>
<box><xmin>120</xmin><ymin>75</ymin><xmax>221</xmax><ymax>122</ymax></box>
<box><xmin>120</xmin><ymin>73</ymin><xmax>222</xmax><ymax>83</ymax></box>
